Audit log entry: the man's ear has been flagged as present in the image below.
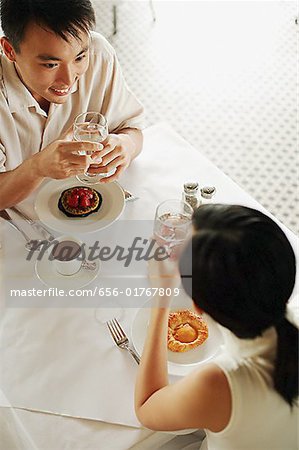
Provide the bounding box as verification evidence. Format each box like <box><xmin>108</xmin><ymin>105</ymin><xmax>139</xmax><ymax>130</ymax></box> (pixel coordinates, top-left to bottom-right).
<box><xmin>0</xmin><ymin>37</ymin><xmax>16</xmax><ymax>62</ymax></box>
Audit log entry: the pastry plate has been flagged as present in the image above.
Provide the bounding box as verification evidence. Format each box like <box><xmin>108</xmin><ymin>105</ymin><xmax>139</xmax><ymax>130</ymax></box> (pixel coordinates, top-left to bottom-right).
<box><xmin>35</xmin><ymin>256</ymin><xmax>100</xmax><ymax>290</ymax></box>
<box><xmin>131</xmin><ymin>294</ymin><xmax>223</xmax><ymax>377</ymax></box>
<box><xmin>35</xmin><ymin>178</ymin><xmax>125</xmax><ymax>234</ymax></box>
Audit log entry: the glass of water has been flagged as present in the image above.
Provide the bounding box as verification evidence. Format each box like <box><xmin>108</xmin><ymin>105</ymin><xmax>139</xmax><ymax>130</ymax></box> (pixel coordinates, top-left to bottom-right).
<box><xmin>153</xmin><ymin>199</ymin><xmax>193</xmax><ymax>259</ymax></box>
<box><xmin>74</xmin><ymin>111</ymin><xmax>108</xmax><ymax>185</ymax></box>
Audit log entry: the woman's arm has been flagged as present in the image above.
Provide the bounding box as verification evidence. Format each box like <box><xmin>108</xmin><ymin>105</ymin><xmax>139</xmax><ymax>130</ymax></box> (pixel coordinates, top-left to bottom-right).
<box><xmin>134</xmin><ymin>305</ymin><xmax>169</xmax><ymax>410</ymax></box>
<box><xmin>134</xmin><ymin>259</ymin><xmax>231</xmax><ymax>432</ymax></box>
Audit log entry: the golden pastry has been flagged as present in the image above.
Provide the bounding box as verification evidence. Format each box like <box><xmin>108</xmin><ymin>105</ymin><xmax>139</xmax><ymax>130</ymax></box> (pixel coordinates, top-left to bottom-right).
<box><xmin>168</xmin><ymin>310</ymin><xmax>208</xmax><ymax>352</ymax></box>
<box><xmin>58</xmin><ymin>186</ymin><xmax>102</xmax><ymax>217</ymax></box>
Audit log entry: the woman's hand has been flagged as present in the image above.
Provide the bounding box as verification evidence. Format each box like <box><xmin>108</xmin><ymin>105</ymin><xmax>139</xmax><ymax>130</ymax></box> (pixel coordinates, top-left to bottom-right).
<box><xmin>148</xmin><ymin>256</ymin><xmax>181</xmax><ymax>290</ymax></box>
<box><xmin>148</xmin><ymin>251</ymin><xmax>181</xmax><ymax>308</ymax></box>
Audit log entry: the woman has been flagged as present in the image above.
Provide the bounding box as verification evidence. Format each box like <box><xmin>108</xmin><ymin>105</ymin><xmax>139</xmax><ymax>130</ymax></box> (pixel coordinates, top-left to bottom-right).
<box><xmin>135</xmin><ymin>204</ymin><xmax>298</xmax><ymax>449</ymax></box>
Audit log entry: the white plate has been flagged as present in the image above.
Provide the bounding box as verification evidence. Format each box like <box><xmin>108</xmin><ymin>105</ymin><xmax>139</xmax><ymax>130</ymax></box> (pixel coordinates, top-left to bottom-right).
<box><xmin>131</xmin><ymin>295</ymin><xmax>223</xmax><ymax>377</ymax></box>
<box><xmin>35</xmin><ymin>256</ymin><xmax>100</xmax><ymax>289</ymax></box>
<box><xmin>34</xmin><ymin>178</ymin><xmax>125</xmax><ymax>234</ymax></box>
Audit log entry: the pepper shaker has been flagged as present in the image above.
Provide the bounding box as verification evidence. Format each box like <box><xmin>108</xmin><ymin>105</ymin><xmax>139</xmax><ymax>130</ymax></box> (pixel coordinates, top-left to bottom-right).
<box><xmin>200</xmin><ymin>186</ymin><xmax>216</xmax><ymax>204</ymax></box>
<box><xmin>182</xmin><ymin>182</ymin><xmax>200</xmax><ymax>211</ymax></box>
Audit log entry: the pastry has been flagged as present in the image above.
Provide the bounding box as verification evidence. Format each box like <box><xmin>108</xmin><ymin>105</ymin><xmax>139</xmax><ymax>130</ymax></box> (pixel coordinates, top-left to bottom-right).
<box><xmin>58</xmin><ymin>186</ymin><xmax>102</xmax><ymax>217</ymax></box>
<box><xmin>167</xmin><ymin>309</ymin><xmax>208</xmax><ymax>352</ymax></box>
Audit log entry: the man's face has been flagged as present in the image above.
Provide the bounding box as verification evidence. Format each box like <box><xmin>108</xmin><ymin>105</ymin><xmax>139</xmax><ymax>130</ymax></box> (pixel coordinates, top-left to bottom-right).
<box><xmin>3</xmin><ymin>22</ymin><xmax>90</xmax><ymax>106</ymax></box>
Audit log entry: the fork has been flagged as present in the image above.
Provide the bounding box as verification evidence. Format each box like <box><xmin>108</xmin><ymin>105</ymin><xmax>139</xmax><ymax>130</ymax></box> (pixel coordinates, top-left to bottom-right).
<box><xmin>123</xmin><ymin>189</ymin><xmax>139</xmax><ymax>202</ymax></box>
<box><xmin>107</xmin><ymin>318</ymin><xmax>140</xmax><ymax>364</ymax></box>
<box><xmin>9</xmin><ymin>206</ymin><xmax>55</xmax><ymax>241</ymax></box>
<box><xmin>0</xmin><ymin>209</ymin><xmax>41</xmax><ymax>252</ymax></box>
<box><xmin>116</xmin><ymin>182</ymin><xmax>139</xmax><ymax>202</ymax></box>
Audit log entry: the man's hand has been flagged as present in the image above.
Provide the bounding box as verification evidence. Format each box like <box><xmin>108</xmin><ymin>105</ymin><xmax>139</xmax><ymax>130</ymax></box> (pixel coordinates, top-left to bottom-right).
<box><xmin>32</xmin><ymin>140</ymin><xmax>102</xmax><ymax>179</ymax></box>
<box><xmin>0</xmin><ymin>128</ymin><xmax>141</xmax><ymax>209</ymax></box>
<box><xmin>87</xmin><ymin>129</ymin><xmax>143</xmax><ymax>183</ymax></box>
<box><xmin>86</xmin><ymin>133</ymin><xmax>134</xmax><ymax>182</ymax></box>
<box><xmin>0</xmin><ymin>138</ymin><xmax>102</xmax><ymax>209</ymax></box>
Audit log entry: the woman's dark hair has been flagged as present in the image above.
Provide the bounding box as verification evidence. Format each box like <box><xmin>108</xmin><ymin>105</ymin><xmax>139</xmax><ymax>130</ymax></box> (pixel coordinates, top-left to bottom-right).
<box><xmin>179</xmin><ymin>204</ymin><xmax>298</xmax><ymax>407</ymax></box>
<box><xmin>0</xmin><ymin>0</ymin><xmax>96</xmax><ymax>51</ymax></box>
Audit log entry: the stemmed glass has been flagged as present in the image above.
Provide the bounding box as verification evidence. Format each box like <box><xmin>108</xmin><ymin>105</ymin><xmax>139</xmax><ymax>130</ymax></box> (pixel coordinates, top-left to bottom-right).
<box><xmin>74</xmin><ymin>111</ymin><xmax>108</xmax><ymax>185</ymax></box>
<box><xmin>153</xmin><ymin>199</ymin><xmax>193</xmax><ymax>259</ymax></box>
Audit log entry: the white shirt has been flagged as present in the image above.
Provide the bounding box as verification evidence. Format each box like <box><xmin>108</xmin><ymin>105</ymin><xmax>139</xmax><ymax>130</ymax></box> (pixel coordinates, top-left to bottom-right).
<box><xmin>0</xmin><ymin>31</ymin><xmax>144</xmax><ymax>172</ymax></box>
<box><xmin>205</xmin><ymin>326</ymin><xmax>298</xmax><ymax>450</ymax></box>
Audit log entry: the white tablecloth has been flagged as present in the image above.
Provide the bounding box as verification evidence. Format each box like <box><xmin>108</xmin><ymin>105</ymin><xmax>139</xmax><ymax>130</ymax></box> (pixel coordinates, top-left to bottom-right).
<box><xmin>1</xmin><ymin>123</ymin><xmax>298</xmax><ymax>449</ymax></box>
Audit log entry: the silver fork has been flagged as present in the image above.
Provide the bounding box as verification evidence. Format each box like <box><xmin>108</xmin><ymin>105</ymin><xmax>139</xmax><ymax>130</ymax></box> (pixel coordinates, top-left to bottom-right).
<box><xmin>123</xmin><ymin>189</ymin><xmax>139</xmax><ymax>202</ymax></box>
<box><xmin>0</xmin><ymin>209</ymin><xmax>41</xmax><ymax>252</ymax></box>
<box><xmin>116</xmin><ymin>183</ymin><xmax>139</xmax><ymax>202</ymax></box>
<box><xmin>9</xmin><ymin>206</ymin><xmax>55</xmax><ymax>241</ymax></box>
<box><xmin>107</xmin><ymin>318</ymin><xmax>140</xmax><ymax>364</ymax></box>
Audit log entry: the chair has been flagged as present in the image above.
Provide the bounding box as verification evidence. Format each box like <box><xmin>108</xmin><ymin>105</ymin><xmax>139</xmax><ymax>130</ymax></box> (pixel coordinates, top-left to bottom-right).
<box><xmin>112</xmin><ymin>0</ymin><xmax>156</xmax><ymax>35</ymax></box>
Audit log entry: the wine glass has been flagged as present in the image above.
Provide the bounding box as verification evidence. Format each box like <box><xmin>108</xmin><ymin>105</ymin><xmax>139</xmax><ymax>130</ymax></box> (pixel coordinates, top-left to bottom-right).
<box><xmin>153</xmin><ymin>199</ymin><xmax>193</xmax><ymax>259</ymax></box>
<box><xmin>74</xmin><ymin>111</ymin><xmax>108</xmax><ymax>185</ymax></box>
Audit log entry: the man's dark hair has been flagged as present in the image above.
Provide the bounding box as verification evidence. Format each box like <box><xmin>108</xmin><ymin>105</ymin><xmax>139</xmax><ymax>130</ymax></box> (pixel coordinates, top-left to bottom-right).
<box><xmin>0</xmin><ymin>0</ymin><xmax>96</xmax><ymax>51</ymax></box>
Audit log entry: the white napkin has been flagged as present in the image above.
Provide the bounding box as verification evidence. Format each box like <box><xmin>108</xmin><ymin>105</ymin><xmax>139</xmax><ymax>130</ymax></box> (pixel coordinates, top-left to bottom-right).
<box><xmin>0</xmin><ymin>305</ymin><xmax>143</xmax><ymax>427</ymax></box>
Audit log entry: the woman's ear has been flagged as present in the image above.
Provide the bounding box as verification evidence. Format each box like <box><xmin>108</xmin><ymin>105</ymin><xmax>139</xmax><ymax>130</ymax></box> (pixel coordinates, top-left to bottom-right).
<box><xmin>0</xmin><ymin>37</ymin><xmax>16</xmax><ymax>62</ymax></box>
<box><xmin>192</xmin><ymin>301</ymin><xmax>204</xmax><ymax>315</ymax></box>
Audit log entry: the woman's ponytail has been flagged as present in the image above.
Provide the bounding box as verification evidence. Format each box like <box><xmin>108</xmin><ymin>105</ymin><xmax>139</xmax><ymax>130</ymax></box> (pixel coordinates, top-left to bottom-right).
<box><xmin>274</xmin><ymin>317</ymin><xmax>298</xmax><ymax>407</ymax></box>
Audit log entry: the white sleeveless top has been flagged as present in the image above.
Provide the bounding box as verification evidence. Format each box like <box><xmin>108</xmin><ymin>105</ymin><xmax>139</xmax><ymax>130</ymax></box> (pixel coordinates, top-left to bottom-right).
<box><xmin>204</xmin><ymin>325</ymin><xmax>298</xmax><ymax>450</ymax></box>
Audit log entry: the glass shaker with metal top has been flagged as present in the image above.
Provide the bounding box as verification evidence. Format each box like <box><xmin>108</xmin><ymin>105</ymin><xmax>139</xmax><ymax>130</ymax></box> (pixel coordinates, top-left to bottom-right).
<box><xmin>200</xmin><ymin>186</ymin><xmax>216</xmax><ymax>204</ymax></box>
<box><xmin>182</xmin><ymin>182</ymin><xmax>200</xmax><ymax>211</ymax></box>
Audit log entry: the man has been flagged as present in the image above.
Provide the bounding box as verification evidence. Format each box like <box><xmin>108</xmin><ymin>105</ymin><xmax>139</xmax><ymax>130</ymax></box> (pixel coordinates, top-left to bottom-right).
<box><xmin>0</xmin><ymin>0</ymin><xmax>144</xmax><ymax>209</ymax></box>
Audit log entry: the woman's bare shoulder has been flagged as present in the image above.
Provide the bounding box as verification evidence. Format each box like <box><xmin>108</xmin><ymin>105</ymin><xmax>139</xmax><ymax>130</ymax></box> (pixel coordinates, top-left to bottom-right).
<box><xmin>135</xmin><ymin>363</ymin><xmax>232</xmax><ymax>432</ymax></box>
<box><xmin>189</xmin><ymin>363</ymin><xmax>232</xmax><ymax>432</ymax></box>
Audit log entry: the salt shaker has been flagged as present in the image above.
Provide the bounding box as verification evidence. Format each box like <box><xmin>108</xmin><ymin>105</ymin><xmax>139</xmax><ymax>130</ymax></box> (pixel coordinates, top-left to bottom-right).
<box><xmin>182</xmin><ymin>182</ymin><xmax>200</xmax><ymax>211</ymax></box>
<box><xmin>200</xmin><ymin>186</ymin><xmax>216</xmax><ymax>204</ymax></box>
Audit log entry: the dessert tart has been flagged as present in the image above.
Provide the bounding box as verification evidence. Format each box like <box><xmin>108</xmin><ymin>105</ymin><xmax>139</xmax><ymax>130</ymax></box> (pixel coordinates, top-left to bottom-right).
<box><xmin>168</xmin><ymin>310</ymin><xmax>208</xmax><ymax>352</ymax></box>
<box><xmin>58</xmin><ymin>186</ymin><xmax>102</xmax><ymax>217</ymax></box>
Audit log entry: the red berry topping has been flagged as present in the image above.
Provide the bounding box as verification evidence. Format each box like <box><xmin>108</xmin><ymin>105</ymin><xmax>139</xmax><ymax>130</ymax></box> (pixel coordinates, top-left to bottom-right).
<box><xmin>80</xmin><ymin>196</ymin><xmax>91</xmax><ymax>208</ymax></box>
<box><xmin>67</xmin><ymin>194</ymin><xmax>79</xmax><ymax>208</ymax></box>
<box><xmin>76</xmin><ymin>188</ymin><xmax>93</xmax><ymax>199</ymax></box>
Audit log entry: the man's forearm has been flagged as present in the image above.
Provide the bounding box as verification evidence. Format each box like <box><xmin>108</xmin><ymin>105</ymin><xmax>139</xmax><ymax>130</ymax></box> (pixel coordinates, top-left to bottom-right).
<box><xmin>0</xmin><ymin>136</ymin><xmax>104</xmax><ymax>208</ymax></box>
<box><xmin>0</xmin><ymin>158</ymin><xmax>44</xmax><ymax>209</ymax></box>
